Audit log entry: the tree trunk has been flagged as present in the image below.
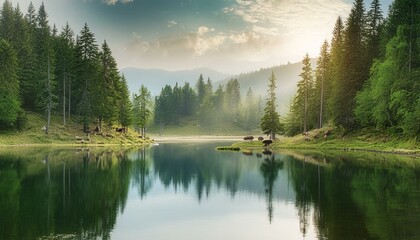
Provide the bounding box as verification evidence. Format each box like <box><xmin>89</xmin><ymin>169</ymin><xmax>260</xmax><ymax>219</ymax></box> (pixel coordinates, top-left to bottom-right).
<box><xmin>46</xmin><ymin>59</ymin><xmax>51</xmax><ymax>135</ymax></box>
<box><xmin>63</xmin><ymin>73</ymin><xmax>66</xmax><ymax>126</ymax></box>
<box><xmin>68</xmin><ymin>77</ymin><xmax>71</xmax><ymax>119</ymax></box>
<box><xmin>270</xmin><ymin>131</ymin><xmax>275</xmax><ymax>140</ymax></box>
<box><xmin>319</xmin><ymin>76</ymin><xmax>324</xmax><ymax>128</ymax></box>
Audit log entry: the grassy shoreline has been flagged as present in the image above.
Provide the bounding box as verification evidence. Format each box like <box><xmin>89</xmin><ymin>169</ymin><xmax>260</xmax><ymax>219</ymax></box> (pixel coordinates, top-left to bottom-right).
<box><xmin>0</xmin><ymin>112</ymin><xmax>153</xmax><ymax>147</ymax></box>
<box><xmin>229</xmin><ymin>127</ymin><xmax>420</xmax><ymax>156</ymax></box>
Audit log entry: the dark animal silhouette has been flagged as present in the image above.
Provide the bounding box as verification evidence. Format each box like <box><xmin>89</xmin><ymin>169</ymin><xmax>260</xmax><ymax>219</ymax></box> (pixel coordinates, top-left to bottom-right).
<box><xmin>256</xmin><ymin>153</ymin><xmax>263</xmax><ymax>158</ymax></box>
<box><xmin>243</xmin><ymin>136</ymin><xmax>254</xmax><ymax>141</ymax></box>
<box><xmin>262</xmin><ymin>139</ymin><xmax>273</xmax><ymax>147</ymax></box>
<box><xmin>258</xmin><ymin>136</ymin><xmax>264</xmax><ymax>141</ymax></box>
<box><xmin>116</xmin><ymin>127</ymin><xmax>125</xmax><ymax>133</ymax></box>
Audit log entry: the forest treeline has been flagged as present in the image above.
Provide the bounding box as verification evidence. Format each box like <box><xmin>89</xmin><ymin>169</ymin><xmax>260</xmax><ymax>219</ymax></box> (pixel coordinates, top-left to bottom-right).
<box><xmin>0</xmin><ymin>0</ymin><xmax>419</xmax><ymax>139</ymax></box>
<box><xmin>152</xmin><ymin>75</ymin><xmax>262</xmax><ymax>134</ymax></box>
<box><xmin>0</xmin><ymin>0</ymin><xmax>262</xmax><ymax>136</ymax></box>
<box><xmin>0</xmin><ymin>1</ymin><xmax>132</xmax><ymax>133</ymax></box>
<box><xmin>285</xmin><ymin>0</ymin><xmax>419</xmax><ymax>138</ymax></box>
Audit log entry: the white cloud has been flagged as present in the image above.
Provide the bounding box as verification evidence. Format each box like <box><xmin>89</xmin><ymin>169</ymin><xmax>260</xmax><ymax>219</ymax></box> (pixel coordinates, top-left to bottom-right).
<box><xmin>122</xmin><ymin>0</ymin><xmax>352</xmax><ymax>73</ymax></box>
<box><xmin>102</xmin><ymin>0</ymin><xmax>133</xmax><ymax>5</ymax></box>
<box><xmin>168</xmin><ymin>20</ymin><xmax>178</xmax><ymax>28</ymax></box>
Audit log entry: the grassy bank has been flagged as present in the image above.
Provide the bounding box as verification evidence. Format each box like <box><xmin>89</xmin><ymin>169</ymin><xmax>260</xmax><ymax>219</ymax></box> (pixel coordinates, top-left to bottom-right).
<box><xmin>0</xmin><ymin>112</ymin><xmax>153</xmax><ymax>146</ymax></box>
<box><xmin>230</xmin><ymin>127</ymin><xmax>420</xmax><ymax>156</ymax></box>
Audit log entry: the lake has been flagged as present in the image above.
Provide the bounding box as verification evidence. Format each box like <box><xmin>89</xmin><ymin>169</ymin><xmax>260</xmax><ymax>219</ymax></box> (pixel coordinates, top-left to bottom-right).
<box><xmin>0</xmin><ymin>142</ymin><xmax>419</xmax><ymax>240</ymax></box>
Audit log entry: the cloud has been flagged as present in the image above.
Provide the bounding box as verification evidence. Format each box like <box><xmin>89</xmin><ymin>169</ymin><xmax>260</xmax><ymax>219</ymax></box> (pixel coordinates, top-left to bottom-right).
<box><xmin>168</xmin><ymin>20</ymin><xmax>178</xmax><ymax>28</ymax></box>
<box><xmin>121</xmin><ymin>0</ymin><xmax>352</xmax><ymax>73</ymax></box>
<box><xmin>102</xmin><ymin>0</ymin><xmax>133</xmax><ymax>5</ymax></box>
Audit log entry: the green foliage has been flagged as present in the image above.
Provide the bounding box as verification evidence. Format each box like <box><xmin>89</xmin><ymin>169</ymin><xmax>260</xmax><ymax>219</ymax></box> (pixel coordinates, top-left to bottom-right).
<box><xmin>0</xmin><ymin>39</ymin><xmax>21</xmax><ymax>127</ymax></box>
<box><xmin>356</xmin><ymin>14</ymin><xmax>420</xmax><ymax>138</ymax></box>
<box><xmin>133</xmin><ymin>85</ymin><xmax>153</xmax><ymax>136</ymax></box>
<box><xmin>260</xmin><ymin>71</ymin><xmax>282</xmax><ymax>139</ymax></box>
<box><xmin>286</xmin><ymin>54</ymin><xmax>316</xmax><ymax>135</ymax></box>
<box><xmin>118</xmin><ymin>75</ymin><xmax>133</xmax><ymax>128</ymax></box>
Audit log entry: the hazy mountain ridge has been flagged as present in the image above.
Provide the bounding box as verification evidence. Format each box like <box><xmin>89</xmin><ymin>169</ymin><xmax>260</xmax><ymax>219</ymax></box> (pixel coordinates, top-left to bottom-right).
<box><xmin>122</xmin><ymin>67</ymin><xmax>230</xmax><ymax>95</ymax></box>
<box><xmin>219</xmin><ymin>59</ymin><xmax>318</xmax><ymax>114</ymax></box>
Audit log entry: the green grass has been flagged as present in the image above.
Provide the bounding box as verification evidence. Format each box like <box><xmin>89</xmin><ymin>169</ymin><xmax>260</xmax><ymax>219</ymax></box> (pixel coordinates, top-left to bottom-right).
<box><xmin>231</xmin><ymin>126</ymin><xmax>420</xmax><ymax>155</ymax></box>
<box><xmin>0</xmin><ymin>112</ymin><xmax>152</xmax><ymax>146</ymax></box>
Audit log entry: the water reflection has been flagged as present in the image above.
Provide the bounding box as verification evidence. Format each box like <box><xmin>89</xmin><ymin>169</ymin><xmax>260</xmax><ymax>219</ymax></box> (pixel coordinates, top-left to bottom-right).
<box><xmin>0</xmin><ymin>145</ymin><xmax>419</xmax><ymax>240</ymax></box>
<box><xmin>259</xmin><ymin>154</ymin><xmax>283</xmax><ymax>223</ymax></box>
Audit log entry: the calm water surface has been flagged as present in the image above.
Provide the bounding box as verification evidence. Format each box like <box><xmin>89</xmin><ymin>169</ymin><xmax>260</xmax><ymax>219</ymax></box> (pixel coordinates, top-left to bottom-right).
<box><xmin>0</xmin><ymin>142</ymin><xmax>419</xmax><ymax>240</ymax></box>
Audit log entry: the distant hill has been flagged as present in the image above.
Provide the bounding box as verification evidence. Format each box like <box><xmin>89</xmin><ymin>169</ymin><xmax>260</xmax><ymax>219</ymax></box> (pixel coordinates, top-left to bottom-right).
<box><xmin>121</xmin><ymin>67</ymin><xmax>230</xmax><ymax>95</ymax></box>
<box><xmin>218</xmin><ymin>59</ymin><xmax>317</xmax><ymax>114</ymax></box>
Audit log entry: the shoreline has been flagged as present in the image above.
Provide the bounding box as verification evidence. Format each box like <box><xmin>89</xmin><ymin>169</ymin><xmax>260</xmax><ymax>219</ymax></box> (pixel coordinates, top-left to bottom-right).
<box><xmin>152</xmin><ymin>135</ymin><xmax>242</xmax><ymax>142</ymax></box>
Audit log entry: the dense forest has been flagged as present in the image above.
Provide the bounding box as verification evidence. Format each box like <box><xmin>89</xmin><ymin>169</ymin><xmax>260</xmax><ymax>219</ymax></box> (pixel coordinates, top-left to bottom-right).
<box><xmin>285</xmin><ymin>0</ymin><xmax>419</xmax><ymax>139</ymax></box>
<box><xmin>0</xmin><ymin>0</ymin><xmax>419</xmax><ymax>139</ymax></box>
<box><xmin>0</xmin><ymin>1</ymin><xmax>132</xmax><ymax>133</ymax></box>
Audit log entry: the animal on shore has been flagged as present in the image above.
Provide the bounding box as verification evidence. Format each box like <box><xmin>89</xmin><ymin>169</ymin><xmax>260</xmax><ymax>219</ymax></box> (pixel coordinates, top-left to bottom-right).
<box><xmin>243</xmin><ymin>136</ymin><xmax>254</xmax><ymax>141</ymax></box>
<box><xmin>262</xmin><ymin>139</ymin><xmax>273</xmax><ymax>147</ymax></box>
<box><xmin>258</xmin><ymin>136</ymin><xmax>264</xmax><ymax>141</ymax></box>
<box><xmin>116</xmin><ymin>127</ymin><xmax>125</xmax><ymax>133</ymax></box>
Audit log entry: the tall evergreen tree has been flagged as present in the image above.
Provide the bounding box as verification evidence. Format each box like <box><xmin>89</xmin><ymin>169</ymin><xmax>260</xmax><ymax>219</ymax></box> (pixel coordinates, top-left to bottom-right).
<box><xmin>225</xmin><ymin>78</ymin><xmax>241</xmax><ymax>123</ymax></box>
<box><xmin>328</xmin><ymin>16</ymin><xmax>345</xmax><ymax>121</ymax></box>
<box><xmin>118</xmin><ymin>75</ymin><xmax>133</xmax><ymax>130</ymax></box>
<box><xmin>74</xmin><ymin>23</ymin><xmax>99</xmax><ymax>132</ymax></box>
<box><xmin>261</xmin><ymin>71</ymin><xmax>282</xmax><ymax>140</ymax></box>
<box><xmin>293</xmin><ymin>53</ymin><xmax>315</xmax><ymax>133</ymax></box>
<box><xmin>366</xmin><ymin>0</ymin><xmax>383</xmax><ymax>61</ymax></box>
<box><xmin>98</xmin><ymin>40</ymin><xmax>120</xmax><ymax>129</ymax></box>
<box><xmin>133</xmin><ymin>85</ymin><xmax>152</xmax><ymax>137</ymax></box>
<box><xmin>0</xmin><ymin>39</ymin><xmax>20</xmax><ymax>128</ymax></box>
<box><xmin>333</xmin><ymin>0</ymin><xmax>368</xmax><ymax>129</ymax></box>
<box><xmin>34</xmin><ymin>3</ymin><xmax>57</xmax><ymax>134</ymax></box>
<box><xmin>196</xmin><ymin>74</ymin><xmax>206</xmax><ymax>106</ymax></box>
<box><xmin>315</xmin><ymin>41</ymin><xmax>331</xmax><ymax>128</ymax></box>
<box><xmin>55</xmin><ymin>22</ymin><xmax>75</xmax><ymax>125</ymax></box>
<box><xmin>180</xmin><ymin>82</ymin><xmax>196</xmax><ymax>116</ymax></box>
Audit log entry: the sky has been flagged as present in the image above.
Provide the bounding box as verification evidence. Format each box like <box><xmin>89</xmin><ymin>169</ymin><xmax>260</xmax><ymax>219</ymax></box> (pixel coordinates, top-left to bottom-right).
<box><xmin>8</xmin><ymin>0</ymin><xmax>392</xmax><ymax>74</ymax></box>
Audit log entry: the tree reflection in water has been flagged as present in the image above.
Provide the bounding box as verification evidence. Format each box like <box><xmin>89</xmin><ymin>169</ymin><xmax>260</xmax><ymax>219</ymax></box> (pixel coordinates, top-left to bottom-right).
<box><xmin>259</xmin><ymin>153</ymin><xmax>283</xmax><ymax>223</ymax></box>
<box><xmin>0</xmin><ymin>146</ymin><xmax>420</xmax><ymax>240</ymax></box>
<box><xmin>131</xmin><ymin>147</ymin><xmax>152</xmax><ymax>199</ymax></box>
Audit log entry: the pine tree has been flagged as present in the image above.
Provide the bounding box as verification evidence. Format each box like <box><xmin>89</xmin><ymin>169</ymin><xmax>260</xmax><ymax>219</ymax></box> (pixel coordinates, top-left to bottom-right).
<box><xmin>133</xmin><ymin>85</ymin><xmax>152</xmax><ymax>137</ymax></box>
<box><xmin>74</xmin><ymin>23</ymin><xmax>99</xmax><ymax>133</ymax></box>
<box><xmin>328</xmin><ymin>17</ymin><xmax>345</xmax><ymax>121</ymax></box>
<box><xmin>334</xmin><ymin>0</ymin><xmax>368</xmax><ymax>129</ymax></box>
<box><xmin>0</xmin><ymin>39</ymin><xmax>21</xmax><ymax>128</ymax></box>
<box><xmin>180</xmin><ymin>82</ymin><xmax>196</xmax><ymax>116</ymax></box>
<box><xmin>196</xmin><ymin>74</ymin><xmax>206</xmax><ymax>105</ymax></box>
<box><xmin>55</xmin><ymin>22</ymin><xmax>75</xmax><ymax>125</ymax></box>
<box><xmin>315</xmin><ymin>41</ymin><xmax>331</xmax><ymax>128</ymax></box>
<box><xmin>261</xmin><ymin>71</ymin><xmax>282</xmax><ymax>140</ymax></box>
<box><xmin>293</xmin><ymin>53</ymin><xmax>315</xmax><ymax>133</ymax></box>
<box><xmin>35</xmin><ymin>3</ymin><xmax>57</xmax><ymax>134</ymax></box>
<box><xmin>366</xmin><ymin>0</ymin><xmax>383</xmax><ymax>61</ymax></box>
<box><xmin>224</xmin><ymin>78</ymin><xmax>241</xmax><ymax>123</ymax></box>
<box><xmin>98</xmin><ymin>40</ymin><xmax>120</xmax><ymax>129</ymax></box>
<box><xmin>118</xmin><ymin>75</ymin><xmax>133</xmax><ymax>130</ymax></box>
